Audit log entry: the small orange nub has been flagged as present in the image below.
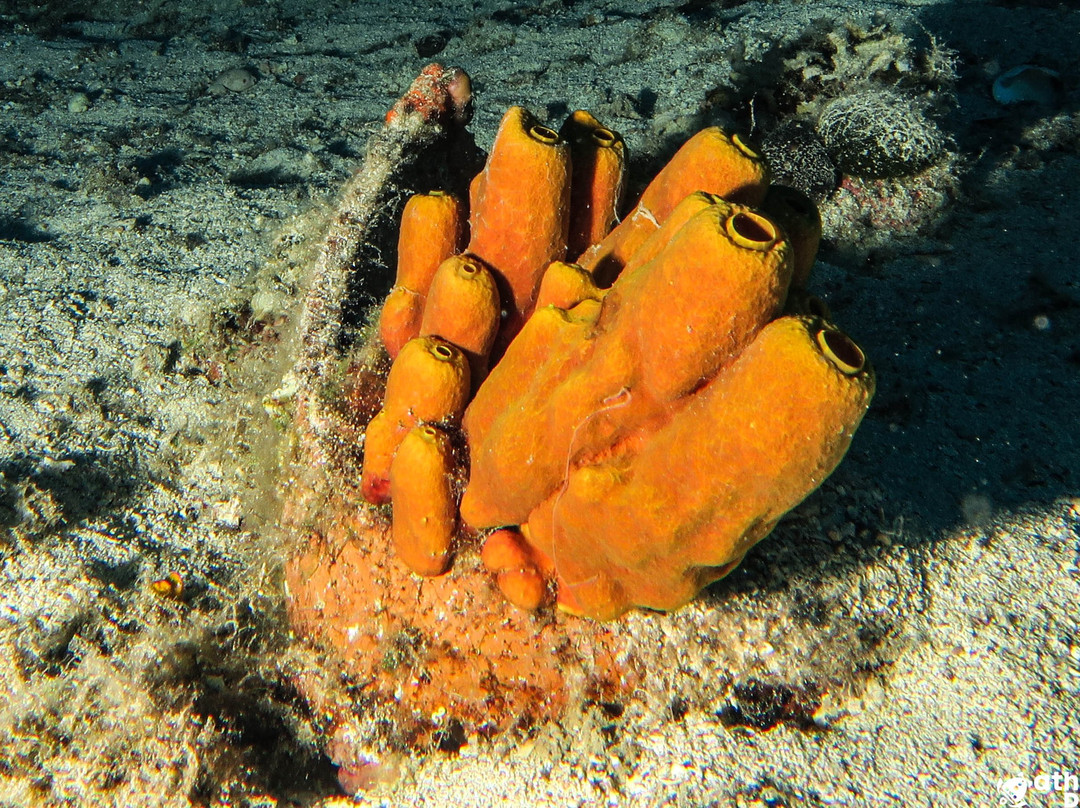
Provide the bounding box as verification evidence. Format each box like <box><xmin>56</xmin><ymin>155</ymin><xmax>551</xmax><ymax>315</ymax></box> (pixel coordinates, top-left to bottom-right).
<box><xmin>481</xmin><ymin>529</ymin><xmax>547</xmax><ymax>610</ymax></box>
<box><xmin>481</xmin><ymin>528</ymin><xmax>533</xmax><ymax>572</ymax></box>
<box><xmin>497</xmin><ymin>568</ymin><xmax>547</xmax><ymax>611</ymax></box>
<box><xmin>150</xmin><ymin>571</ymin><xmax>184</xmax><ymax>599</ymax></box>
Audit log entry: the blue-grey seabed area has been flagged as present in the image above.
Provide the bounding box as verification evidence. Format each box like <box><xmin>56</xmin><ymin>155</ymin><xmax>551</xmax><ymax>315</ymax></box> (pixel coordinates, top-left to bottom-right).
<box><xmin>0</xmin><ymin>0</ymin><xmax>1078</xmax><ymax>805</ymax></box>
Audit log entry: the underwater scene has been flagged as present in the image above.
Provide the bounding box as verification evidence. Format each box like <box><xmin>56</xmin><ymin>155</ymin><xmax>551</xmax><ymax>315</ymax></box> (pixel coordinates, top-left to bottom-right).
<box><xmin>0</xmin><ymin>0</ymin><xmax>1076</xmax><ymax>805</ymax></box>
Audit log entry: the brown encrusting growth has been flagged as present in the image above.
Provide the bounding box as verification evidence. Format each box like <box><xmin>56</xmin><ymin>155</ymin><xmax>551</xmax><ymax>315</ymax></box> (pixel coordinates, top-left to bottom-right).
<box><xmin>284</xmin><ymin>435</ymin><xmax>637</xmax><ymax>742</ymax></box>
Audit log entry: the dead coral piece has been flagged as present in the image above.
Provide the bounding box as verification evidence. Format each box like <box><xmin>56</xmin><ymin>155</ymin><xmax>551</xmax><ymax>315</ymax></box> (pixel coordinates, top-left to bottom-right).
<box><xmin>289</xmin><ymin>63</ymin><xmax>472</xmax><ymax>453</ymax></box>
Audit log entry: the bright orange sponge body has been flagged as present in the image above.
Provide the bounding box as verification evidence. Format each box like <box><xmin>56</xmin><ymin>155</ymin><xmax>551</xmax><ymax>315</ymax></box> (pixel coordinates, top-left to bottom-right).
<box><xmin>360</xmin><ymin>104</ymin><xmax>873</xmax><ymax>621</ymax></box>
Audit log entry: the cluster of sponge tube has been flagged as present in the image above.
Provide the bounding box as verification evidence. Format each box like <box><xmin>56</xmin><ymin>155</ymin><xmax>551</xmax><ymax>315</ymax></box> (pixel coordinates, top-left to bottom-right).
<box><xmin>356</xmin><ymin>102</ymin><xmax>875</xmax><ymax>621</ymax></box>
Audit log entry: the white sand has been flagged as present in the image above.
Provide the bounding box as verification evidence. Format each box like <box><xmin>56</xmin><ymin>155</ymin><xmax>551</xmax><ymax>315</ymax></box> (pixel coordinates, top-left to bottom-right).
<box><xmin>1</xmin><ymin>1</ymin><xmax>1077</xmax><ymax>805</ymax></box>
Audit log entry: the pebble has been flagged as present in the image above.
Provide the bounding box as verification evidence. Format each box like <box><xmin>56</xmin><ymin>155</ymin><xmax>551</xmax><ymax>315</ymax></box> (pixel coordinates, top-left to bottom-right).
<box><xmin>68</xmin><ymin>92</ymin><xmax>90</xmax><ymax>113</ymax></box>
<box><xmin>993</xmin><ymin>65</ymin><xmax>1062</xmax><ymax>106</ymax></box>
<box><xmin>960</xmin><ymin>493</ymin><xmax>993</xmax><ymax>527</ymax></box>
<box><xmin>211</xmin><ymin>498</ymin><xmax>243</xmax><ymax>530</ymax></box>
<box><xmin>208</xmin><ymin>66</ymin><xmax>257</xmax><ymax>95</ymax></box>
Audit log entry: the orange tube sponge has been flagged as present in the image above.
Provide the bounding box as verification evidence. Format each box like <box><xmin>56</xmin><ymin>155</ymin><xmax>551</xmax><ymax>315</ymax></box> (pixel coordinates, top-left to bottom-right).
<box><xmin>577</xmin><ymin>187</ymin><xmax>740</xmax><ymax>290</ymax></box>
<box><xmin>605</xmin><ymin>191</ymin><xmax>721</xmax><ymax>281</ymax></box>
<box><xmin>390</xmin><ymin>425</ymin><xmax>457</xmax><ymax>576</ymax></box>
<box><xmin>382</xmin><ymin>336</ymin><xmax>471</xmax><ymax>427</ymax></box>
<box><xmin>460</xmin><ymin>300</ymin><xmax>600</xmax><ymax>453</ymax></box>
<box><xmin>524</xmin><ymin>315</ymin><xmax>874</xmax><ymax>620</ymax></box>
<box><xmin>459</xmin><ymin>300</ymin><xmax>614</xmax><ymax>530</ymax></box>
<box><xmin>560</xmin><ymin>110</ymin><xmax>627</xmax><ymax>260</ymax></box>
<box><xmin>463</xmin><ymin>203</ymin><xmax>734</xmax><ymax>524</ymax></box>
<box><xmin>419</xmin><ymin>254</ymin><xmax>501</xmax><ymax>381</ymax></box>
<box><xmin>467</xmin><ymin>106</ymin><xmax>571</xmax><ymax>329</ymax></box>
<box><xmin>360</xmin><ymin>336</ymin><xmax>470</xmax><ymax>503</ymax></box>
<box><xmin>601</xmin><ymin>201</ymin><xmax>792</xmax><ymax>403</ymax></box>
<box><xmin>396</xmin><ymin>191</ymin><xmax>466</xmax><ymax>291</ymax></box>
<box><xmin>462</xmin><ymin>202</ymin><xmax>794</xmax><ymax>529</ymax></box>
<box><xmin>380</xmin><ymin>191</ymin><xmax>465</xmax><ymax>357</ymax></box>
<box><xmin>578</xmin><ymin>191</ymin><xmax>718</xmax><ymax>290</ymax></box>
<box><xmin>760</xmin><ymin>184</ymin><xmax>822</xmax><ymax>289</ymax></box>
<box><xmin>635</xmin><ymin>128</ymin><xmax>769</xmax><ymax>222</ymax></box>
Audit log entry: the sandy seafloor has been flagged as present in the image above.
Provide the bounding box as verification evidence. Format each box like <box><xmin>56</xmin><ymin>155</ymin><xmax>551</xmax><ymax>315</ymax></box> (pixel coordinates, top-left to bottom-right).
<box><xmin>1</xmin><ymin>0</ymin><xmax>1078</xmax><ymax>805</ymax></box>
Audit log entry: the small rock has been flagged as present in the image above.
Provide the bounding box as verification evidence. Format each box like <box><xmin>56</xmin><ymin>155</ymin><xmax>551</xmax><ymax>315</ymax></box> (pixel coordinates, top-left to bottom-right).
<box><xmin>208</xmin><ymin>67</ymin><xmax>257</xmax><ymax>95</ymax></box>
<box><xmin>211</xmin><ymin>498</ymin><xmax>243</xmax><ymax>530</ymax></box>
<box><xmin>960</xmin><ymin>493</ymin><xmax>993</xmax><ymax>527</ymax></box>
<box><xmin>68</xmin><ymin>92</ymin><xmax>91</xmax><ymax>113</ymax></box>
<box><xmin>817</xmin><ymin>88</ymin><xmax>944</xmax><ymax>179</ymax></box>
<box><xmin>993</xmin><ymin>65</ymin><xmax>1062</xmax><ymax>106</ymax></box>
